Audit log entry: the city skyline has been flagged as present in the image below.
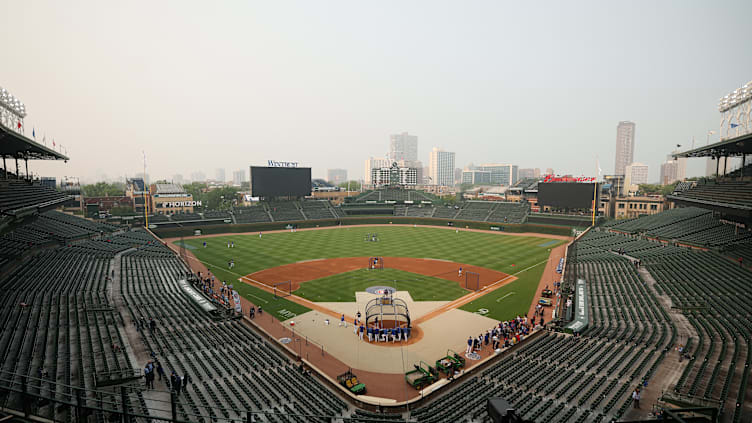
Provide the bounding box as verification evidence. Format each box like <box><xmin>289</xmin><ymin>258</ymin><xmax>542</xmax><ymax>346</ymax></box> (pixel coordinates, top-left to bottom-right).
<box><xmin>2</xmin><ymin>2</ymin><xmax>751</xmax><ymax>185</ymax></box>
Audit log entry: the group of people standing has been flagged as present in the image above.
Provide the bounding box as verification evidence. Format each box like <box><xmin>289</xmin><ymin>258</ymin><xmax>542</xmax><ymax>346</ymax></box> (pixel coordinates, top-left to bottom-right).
<box><xmin>143</xmin><ymin>355</ymin><xmax>191</xmax><ymax>395</ymax></box>
<box><xmin>338</xmin><ymin>312</ymin><xmax>411</xmax><ymax>343</ymax></box>
<box><xmin>466</xmin><ymin>316</ymin><xmax>532</xmax><ymax>354</ymax></box>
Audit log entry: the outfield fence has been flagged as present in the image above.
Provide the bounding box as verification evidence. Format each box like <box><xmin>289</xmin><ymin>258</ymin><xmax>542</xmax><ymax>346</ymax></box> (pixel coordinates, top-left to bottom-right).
<box><xmin>151</xmin><ymin>217</ymin><xmax>574</xmax><ymax>239</ymax></box>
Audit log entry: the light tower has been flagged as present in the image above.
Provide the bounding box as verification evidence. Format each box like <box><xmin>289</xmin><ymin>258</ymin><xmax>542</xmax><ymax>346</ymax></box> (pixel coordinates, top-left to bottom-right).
<box><xmin>719</xmin><ymin>80</ymin><xmax>752</xmax><ymax>140</ymax></box>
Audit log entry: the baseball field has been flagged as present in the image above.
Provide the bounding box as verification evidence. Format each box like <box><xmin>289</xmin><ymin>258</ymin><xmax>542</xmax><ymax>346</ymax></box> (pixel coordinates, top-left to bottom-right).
<box><xmin>176</xmin><ymin>225</ymin><xmax>565</xmax><ymax>322</ymax></box>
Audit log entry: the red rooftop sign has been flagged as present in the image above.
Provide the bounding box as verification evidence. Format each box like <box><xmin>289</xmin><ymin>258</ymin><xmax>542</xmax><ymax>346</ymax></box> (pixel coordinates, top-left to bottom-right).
<box><xmin>543</xmin><ymin>175</ymin><xmax>596</xmax><ymax>183</ymax></box>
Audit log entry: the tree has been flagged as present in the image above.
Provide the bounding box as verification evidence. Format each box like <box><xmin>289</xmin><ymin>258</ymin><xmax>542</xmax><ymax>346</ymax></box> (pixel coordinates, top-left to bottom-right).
<box><xmin>81</xmin><ymin>182</ymin><xmax>125</xmax><ymax>197</ymax></box>
<box><xmin>338</xmin><ymin>180</ymin><xmax>361</xmax><ymax>191</ymax></box>
<box><xmin>637</xmin><ymin>183</ymin><xmax>676</xmax><ymax>196</ymax></box>
<box><xmin>204</xmin><ymin>187</ymin><xmax>240</xmax><ymax>210</ymax></box>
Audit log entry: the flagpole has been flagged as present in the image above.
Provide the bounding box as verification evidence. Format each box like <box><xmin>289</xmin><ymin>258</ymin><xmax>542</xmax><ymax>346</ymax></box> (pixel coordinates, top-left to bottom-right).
<box><xmin>591</xmin><ymin>158</ymin><xmax>598</xmax><ymax>227</ymax></box>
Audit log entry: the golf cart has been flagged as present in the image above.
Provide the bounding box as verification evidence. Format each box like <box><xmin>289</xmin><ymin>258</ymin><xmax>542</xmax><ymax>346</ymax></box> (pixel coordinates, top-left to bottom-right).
<box><xmin>539</xmin><ymin>297</ymin><xmax>553</xmax><ymax>307</ymax></box>
<box><xmin>405</xmin><ymin>361</ymin><xmax>438</xmax><ymax>390</ymax></box>
<box><xmin>435</xmin><ymin>349</ymin><xmax>466</xmax><ymax>376</ymax></box>
<box><xmin>337</xmin><ymin>370</ymin><xmax>366</xmax><ymax>395</ymax></box>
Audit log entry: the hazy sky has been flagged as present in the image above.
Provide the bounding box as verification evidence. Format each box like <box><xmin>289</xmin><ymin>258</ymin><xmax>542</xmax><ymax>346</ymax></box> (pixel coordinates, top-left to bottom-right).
<box><xmin>2</xmin><ymin>1</ymin><xmax>751</xmax><ymax>184</ymax></box>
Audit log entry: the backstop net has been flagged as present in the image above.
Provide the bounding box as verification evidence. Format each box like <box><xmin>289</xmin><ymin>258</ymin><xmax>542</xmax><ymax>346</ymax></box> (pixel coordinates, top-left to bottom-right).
<box><xmin>465</xmin><ymin>271</ymin><xmax>480</xmax><ymax>291</ymax></box>
<box><xmin>368</xmin><ymin>257</ymin><xmax>384</xmax><ymax>270</ymax></box>
<box><xmin>273</xmin><ymin>281</ymin><xmax>292</xmax><ymax>298</ymax></box>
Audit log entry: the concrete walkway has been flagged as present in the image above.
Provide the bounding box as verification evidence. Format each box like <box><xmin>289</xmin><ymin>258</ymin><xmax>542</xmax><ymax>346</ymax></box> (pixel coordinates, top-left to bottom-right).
<box><xmin>109</xmin><ymin>250</ymin><xmax>172</xmax><ymax>420</ymax></box>
<box><xmin>621</xmin><ymin>266</ymin><xmax>696</xmax><ymax>420</ymax></box>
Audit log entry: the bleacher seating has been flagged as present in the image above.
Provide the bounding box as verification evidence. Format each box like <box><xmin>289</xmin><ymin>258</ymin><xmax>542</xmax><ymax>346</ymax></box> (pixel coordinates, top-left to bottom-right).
<box><xmin>120</xmin><ymin>245</ymin><xmax>348</xmax><ymax>422</ymax></box>
<box><xmin>233</xmin><ymin>206</ymin><xmax>271</xmax><ymax>224</ymax></box>
<box><xmin>411</xmin><ymin>244</ymin><xmax>675</xmax><ymax>422</ymax></box>
<box><xmin>0</xmin><ymin>180</ymin><xmax>71</xmax><ymax>215</ymax></box>
<box><xmin>0</xmin><ymin>211</ymin><xmax>120</xmax><ymax>259</ymax></box>
<box><xmin>203</xmin><ymin>210</ymin><xmax>231</xmax><ymax>220</ymax></box>
<box><xmin>299</xmin><ymin>201</ymin><xmax>337</xmax><ymax>220</ymax></box>
<box><xmin>432</xmin><ymin>206</ymin><xmax>459</xmax><ymax>219</ymax></box>
<box><xmin>170</xmin><ymin>213</ymin><xmax>203</xmax><ymax>222</ymax></box>
<box><xmin>608</xmin><ymin>206</ymin><xmax>752</xmax><ymax>247</ymax></box>
<box><xmin>487</xmin><ymin>202</ymin><xmax>529</xmax><ymax>224</ymax></box>
<box><xmin>0</xmin><ymin>180</ymin><xmax>70</xmax><ymax>215</ymax></box>
<box><xmin>454</xmin><ymin>201</ymin><xmax>496</xmax><ymax>221</ymax></box>
<box><xmin>405</xmin><ymin>205</ymin><xmax>434</xmax><ymax>217</ymax></box>
<box><xmin>670</xmin><ymin>181</ymin><xmax>752</xmax><ymax>208</ymax></box>
<box><xmin>0</xmin><ymin>249</ymin><xmax>144</xmax><ymax>421</ymax></box>
<box><xmin>268</xmin><ymin>202</ymin><xmax>304</xmax><ymax>221</ymax></box>
<box><xmin>352</xmin><ymin>189</ymin><xmax>436</xmax><ymax>203</ymax></box>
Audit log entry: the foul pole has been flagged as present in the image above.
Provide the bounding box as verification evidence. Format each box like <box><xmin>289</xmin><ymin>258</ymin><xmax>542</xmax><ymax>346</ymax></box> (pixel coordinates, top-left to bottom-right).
<box><xmin>143</xmin><ymin>151</ymin><xmax>149</xmax><ymax>228</ymax></box>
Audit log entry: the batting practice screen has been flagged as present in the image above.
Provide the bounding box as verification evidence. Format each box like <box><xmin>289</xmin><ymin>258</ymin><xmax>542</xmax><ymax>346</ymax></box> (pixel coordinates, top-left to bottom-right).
<box><xmin>250</xmin><ymin>166</ymin><xmax>312</xmax><ymax>198</ymax></box>
<box><xmin>537</xmin><ymin>182</ymin><xmax>599</xmax><ymax>209</ymax></box>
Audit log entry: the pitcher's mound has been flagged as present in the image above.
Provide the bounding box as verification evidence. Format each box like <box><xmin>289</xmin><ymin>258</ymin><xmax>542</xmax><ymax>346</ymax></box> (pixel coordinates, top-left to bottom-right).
<box><xmin>365</xmin><ymin>286</ymin><xmax>396</xmax><ymax>295</ymax></box>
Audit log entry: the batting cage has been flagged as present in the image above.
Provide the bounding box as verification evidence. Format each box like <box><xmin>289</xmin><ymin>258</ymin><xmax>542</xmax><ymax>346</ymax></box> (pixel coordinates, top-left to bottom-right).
<box><xmin>368</xmin><ymin>256</ymin><xmax>384</xmax><ymax>270</ymax></box>
<box><xmin>273</xmin><ymin>281</ymin><xmax>292</xmax><ymax>298</ymax></box>
<box><xmin>465</xmin><ymin>271</ymin><xmax>480</xmax><ymax>291</ymax></box>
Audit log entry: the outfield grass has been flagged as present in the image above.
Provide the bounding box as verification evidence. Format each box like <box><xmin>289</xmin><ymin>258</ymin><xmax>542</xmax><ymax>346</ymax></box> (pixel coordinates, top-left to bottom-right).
<box><xmin>458</xmin><ymin>261</ymin><xmax>547</xmax><ymax>321</ymax></box>
<box><xmin>180</xmin><ymin>226</ymin><xmax>563</xmax><ymax>321</ymax></box>
<box><xmin>294</xmin><ymin>268</ymin><xmax>470</xmax><ymax>302</ymax></box>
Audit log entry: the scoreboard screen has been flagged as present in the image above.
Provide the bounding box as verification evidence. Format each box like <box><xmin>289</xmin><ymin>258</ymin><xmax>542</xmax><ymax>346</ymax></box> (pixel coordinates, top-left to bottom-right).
<box><xmin>537</xmin><ymin>183</ymin><xmax>599</xmax><ymax>209</ymax></box>
<box><xmin>250</xmin><ymin>166</ymin><xmax>312</xmax><ymax>198</ymax></box>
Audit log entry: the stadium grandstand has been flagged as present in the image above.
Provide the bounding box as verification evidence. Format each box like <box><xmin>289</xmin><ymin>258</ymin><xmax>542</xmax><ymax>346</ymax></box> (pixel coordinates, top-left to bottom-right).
<box><xmin>2</xmin><ymin>94</ymin><xmax>751</xmax><ymax>423</ymax></box>
<box><xmin>669</xmin><ymin>132</ymin><xmax>752</xmax><ymax>220</ymax></box>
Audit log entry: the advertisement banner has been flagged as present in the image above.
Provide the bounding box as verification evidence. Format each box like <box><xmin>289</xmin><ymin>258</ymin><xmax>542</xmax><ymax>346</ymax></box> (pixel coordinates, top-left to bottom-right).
<box><xmin>232</xmin><ymin>290</ymin><xmax>242</xmax><ymax>313</ymax></box>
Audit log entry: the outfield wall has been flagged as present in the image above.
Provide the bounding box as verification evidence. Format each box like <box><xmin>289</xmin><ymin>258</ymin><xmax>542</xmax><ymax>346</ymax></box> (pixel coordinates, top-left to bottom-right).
<box><xmin>151</xmin><ymin>216</ymin><xmax>574</xmax><ymax>238</ymax></box>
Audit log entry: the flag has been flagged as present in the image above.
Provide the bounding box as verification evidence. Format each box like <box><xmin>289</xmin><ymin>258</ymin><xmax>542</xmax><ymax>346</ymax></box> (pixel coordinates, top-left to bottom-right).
<box><xmin>17</xmin><ymin>121</ymin><xmax>21</xmax><ymax>129</ymax></box>
<box><xmin>33</xmin><ymin>128</ymin><xmax>35</xmax><ymax>138</ymax></box>
<box><xmin>731</xmin><ymin>123</ymin><xmax>740</xmax><ymax>128</ymax></box>
<box><xmin>53</xmin><ymin>139</ymin><xmax>55</xmax><ymax>147</ymax></box>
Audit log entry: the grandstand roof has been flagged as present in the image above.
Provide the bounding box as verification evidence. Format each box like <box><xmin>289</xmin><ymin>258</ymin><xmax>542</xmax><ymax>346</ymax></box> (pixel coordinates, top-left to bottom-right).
<box><xmin>154</xmin><ymin>183</ymin><xmax>186</xmax><ymax>194</ymax></box>
<box><xmin>0</xmin><ymin>123</ymin><xmax>69</xmax><ymax>160</ymax></box>
<box><xmin>673</xmin><ymin>132</ymin><xmax>752</xmax><ymax>158</ymax></box>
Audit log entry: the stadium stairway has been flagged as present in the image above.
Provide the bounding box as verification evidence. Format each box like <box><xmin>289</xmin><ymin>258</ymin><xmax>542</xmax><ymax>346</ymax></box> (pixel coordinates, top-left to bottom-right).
<box><xmin>108</xmin><ymin>249</ymin><xmax>173</xmax><ymax>420</ymax></box>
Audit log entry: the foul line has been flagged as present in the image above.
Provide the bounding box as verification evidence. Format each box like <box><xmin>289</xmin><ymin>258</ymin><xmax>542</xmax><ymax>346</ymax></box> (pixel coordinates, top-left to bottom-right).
<box><xmin>496</xmin><ymin>292</ymin><xmax>516</xmax><ymax>303</ymax></box>
<box><xmin>458</xmin><ymin>259</ymin><xmax>549</xmax><ymax>305</ymax></box>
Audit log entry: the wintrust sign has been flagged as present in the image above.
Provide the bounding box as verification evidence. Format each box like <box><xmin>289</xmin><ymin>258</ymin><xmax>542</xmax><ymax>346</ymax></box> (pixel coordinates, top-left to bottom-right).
<box><xmin>267</xmin><ymin>160</ymin><xmax>299</xmax><ymax>168</ymax></box>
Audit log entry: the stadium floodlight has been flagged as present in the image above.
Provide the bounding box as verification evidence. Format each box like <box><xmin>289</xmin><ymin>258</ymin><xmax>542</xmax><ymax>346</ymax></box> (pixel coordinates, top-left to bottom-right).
<box><xmin>0</xmin><ymin>85</ymin><xmax>27</xmax><ymax>118</ymax></box>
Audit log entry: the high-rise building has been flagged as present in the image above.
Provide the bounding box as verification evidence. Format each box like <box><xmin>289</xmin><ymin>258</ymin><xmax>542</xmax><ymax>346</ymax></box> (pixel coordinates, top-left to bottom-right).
<box><xmin>327</xmin><ymin>169</ymin><xmax>348</xmax><ymax>185</ymax></box>
<box><xmin>706</xmin><ymin>156</ymin><xmax>740</xmax><ymax>177</ymax></box>
<box><xmin>429</xmin><ymin>148</ymin><xmax>455</xmax><ymax>187</ymax></box>
<box><xmin>462</xmin><ymin>170</ymin><xmax>492</xmax><ymax>185</ymax></box>
<box><xmin>660</xmin><ymin>152</ymin><xmax>687</xmax><ymax>185</ymax></box>
<box><xmin>364</xmin><ymin>157</ymin><xmax>390</xmax><ymax>186</ymax></box>
<box><xmin>190</xmin><ymin>171</ymin><xmax>206</xmax><ymax>182</ymax></box>
<box><xmin>215</xmin><ymin>168</ymin><xmax>226</xmax><ymax>183</ymax></box>
<box><xmin>614</xmin><ymin>121</ymin><xmax>636</xmax><ymax>175</ymax></box>
<box><xmin>472</xmin><ymin>164</ymin><xmax>518</xmax><ymax>186</ymax></box>
<box><xmin>232</xmin><ymin>169</ymin><xmax>247</xmax><ymax>186</ymax></box>
<box><xmin>172</xmin><ymin>174</ymin><xmax>184</xmax><ymax>184</ymax></box>
<box><xmin>624</xmin><ymin>162</ymin><xmax>648</xmax><ymax>193</ymax></box>
<box><xmin>389</xmin><ymin>132</ymin><xmax>418</xmax><ymax>163</ymax></box>
<box><xmin>660</xmin><ymin>160</ymin><xmax>678</xmax><ymax>186</ymax></box>
<box><xmin>518</xmin><ymin>168</ymin><xmax>535</xmax><ymax>179</ymax></box>
<box><xmin>545</xmin><ymin>168</ymin><xmax>554</xmax><ymax>176</ymax></box>
<box><xmin>534</xmin><ymin>168</ymin><xmax>541</xmax><ymax>178</ymax></box>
